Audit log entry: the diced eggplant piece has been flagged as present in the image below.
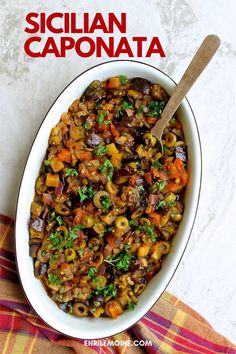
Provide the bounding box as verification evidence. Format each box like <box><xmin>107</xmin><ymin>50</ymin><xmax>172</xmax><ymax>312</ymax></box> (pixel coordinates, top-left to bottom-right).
<box><xmin>30</xmin><ymin>217</ymin><xmax>43</xmax><ymax>232</ymax></box>
<box><xmin>131</xmin><ymin>78</ymin><xmax>151</xmax><ymax>95</ymax></box>
<box><xmin>29</xmin><ymin>244</ymin><xmax>40</xmax><ymax>258</ymax></box>
<box><xmin>87</xmin><ymin>133</ymin><xmax>102</xmax><ymax>147</ymax></box>
<box><xmin>34</xmin><ymin>262</ymin><xmax>48</xmax><ymax>277</ymax></box>
<box><xmin>175</xmin><ymin>146</ymin><xmax>187</xmax><ymax>162</ymax></box>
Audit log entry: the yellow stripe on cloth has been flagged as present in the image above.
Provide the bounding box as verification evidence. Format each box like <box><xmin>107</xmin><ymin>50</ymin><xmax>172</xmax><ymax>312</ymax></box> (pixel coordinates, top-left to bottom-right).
<box><xmin>2</xmin><ymin>312</ymin><xmax>16</xmax><ymax>354</ymax></box>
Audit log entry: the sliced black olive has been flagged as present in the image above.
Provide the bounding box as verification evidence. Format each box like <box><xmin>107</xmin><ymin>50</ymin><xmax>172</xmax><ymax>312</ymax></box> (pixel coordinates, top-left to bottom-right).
<box><xmin>175</xmin><ymin>146</ymin><xmax>187</xmax><ymax>162</ymax></box>
<box><xmin>131</xmin><ymin>78</ymin><xmax>151</xmax><ymax>95</ymax></box>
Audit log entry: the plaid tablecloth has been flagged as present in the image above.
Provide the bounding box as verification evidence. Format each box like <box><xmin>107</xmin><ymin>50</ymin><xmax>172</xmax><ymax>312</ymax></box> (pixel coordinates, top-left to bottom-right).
<box><xmin>0</xmin><ymin>214</ymin><xmax>235</xmax><ymax>354</ymax></box>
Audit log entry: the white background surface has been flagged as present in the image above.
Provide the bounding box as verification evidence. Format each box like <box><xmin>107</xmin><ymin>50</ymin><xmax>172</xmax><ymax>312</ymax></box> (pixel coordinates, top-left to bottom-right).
<box><xmin>1</xmin><ymin>0</ymin><xmax>236</xmax><ymax>345</ymax></box>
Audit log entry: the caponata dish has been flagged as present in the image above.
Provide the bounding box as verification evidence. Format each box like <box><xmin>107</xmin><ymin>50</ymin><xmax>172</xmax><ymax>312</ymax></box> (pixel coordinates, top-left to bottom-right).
<box><xmin>29</xmin><ymin>75</ymin><xmax>188</xmax><ymax>319</ymax></box>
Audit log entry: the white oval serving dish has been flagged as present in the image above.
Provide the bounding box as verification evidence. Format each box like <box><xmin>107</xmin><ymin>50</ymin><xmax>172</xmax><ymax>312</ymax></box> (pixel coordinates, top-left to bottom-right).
<box><xmin>15</xmin><ymin>60</ymin><xmax>202</xmax><ymax>339</ymax></box>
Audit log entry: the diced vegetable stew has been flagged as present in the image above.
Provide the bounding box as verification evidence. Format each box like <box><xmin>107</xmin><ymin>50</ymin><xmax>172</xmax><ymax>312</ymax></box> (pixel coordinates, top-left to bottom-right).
<box><xmin>29</xmin><ymin>75</ymin><xmax>188</xmax><ymax>319</ymax></box>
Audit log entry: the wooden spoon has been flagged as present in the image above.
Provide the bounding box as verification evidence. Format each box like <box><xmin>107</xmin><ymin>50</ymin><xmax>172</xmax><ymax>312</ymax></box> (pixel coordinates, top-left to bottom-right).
<box><xmin>151</xmin><ymin>35</ymin><xmax>221</xmax><ymax>151</ymax></box>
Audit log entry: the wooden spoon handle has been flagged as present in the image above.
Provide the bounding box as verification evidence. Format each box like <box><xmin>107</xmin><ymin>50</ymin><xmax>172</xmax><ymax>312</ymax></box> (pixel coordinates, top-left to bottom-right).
<box><xmin>157</xmin><ymin>35</ymin><xmax>221</xmax><ymax>130</ymax></box>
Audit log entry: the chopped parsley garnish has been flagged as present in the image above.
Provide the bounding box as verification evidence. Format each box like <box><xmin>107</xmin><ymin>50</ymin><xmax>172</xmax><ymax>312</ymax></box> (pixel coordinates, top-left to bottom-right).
<box><xmin>65</xmin><ymin>168</ymin><xmax>78</xmax><ymax>177</ymax></box>
<box><xmin>105</xmin><ymin>251</ymin><xmax>133</xmax><ymax>271</ymax></box>
<box><xmin>119</xmin><ymin>75</ymin><xmax>128</xmax><ymax>85</ymax></box>
<box><xmin>122</xmin><ymin>101</ymin><xmax>134</xmax><ymax>110</ymax></box>
<box><xmin>56</xmin><ymin>215</ymin><xmax>63</xmax><ymax>226</ymax></box>
<box><xmin>88</xmin><ymin>267</ymin><xmax>98</xmax><ymax>279</ymax></box>
<box><xmin>129</xmin><ymin>219</ymin><xmax>138</xmax><ymax>227</ymax></box>
<box><xmin>139</xmin><ymin>223</ymin><xmax>156</xmax><ymax>243</ymax></box>
<box><xmin>65</xmin><ymin>225</ymin><xmax>84</xmax><ymax>248</ymax></box>
<box><xmin>101</xmin><ymin>195</ymin><xmax>111</xmax><ymax>210</ymax></box>
<box><xmin>137</xmin><ymin>185</ymin><xmax>145</xmax><ymax>193</ymax></box>
<box><xmin>97</xmin><ymin>111</ymin><xmax>109</xmax><ymax>125</ymax></box>
<box><xmin>155</xmin><ymin>200</ymin><xmax>166</xmax><ymax>210</ymax></box>
<box><xmin>149</xmin><ymin>100</ymin><xmax>166</xmax><ymax>117</ymax></box>
<box><xmin>152</xmin><ymin>161</ymin><xmax>163</xmax><ymax>170</ymax></box>
<box><xmin>94</xmin><ymin>145</ymin><xmax>109</xmax><ymax>156</ymax></box>
<box><xmin>92</xmin><ymin>284</ymin><xmax>117</xmax><ymax>298</ymax></box>
<box><xmin>155</xmin><ymin>199</ymin><xmax>176</xmax><ymax>211</ymax></box>
<box><xmin>77</xmin><ymin>248</ymin><xmax>84</xmax><ymax>257</ymax></box>
<box><xmin>127</xmin><ymin>302</ymin><xmax>137</xmax><ymax>311</ymax></box>
<box><xmin>48</xmin><ymin>274</ymin><xmax>60</xmax><ymax>285</ymax></box>
<box><xmin>99</xmin><ymin>159</ymin><xmax>114</xmax><ymax>181</ymax></box>
<box><xmin>41</xmin><ymin>250</ymin><xmax>46</xmax><ymax>257</ymax></box>
<box><xmin>44</xmin><ymin>159</ymin><xmax>51</xmax><ymax>166</ymax></box>
<box><xmin>49</xmin><ymin>254</ymin><xmax>59</xmax><ymax>265</ymax></box>
<box><xmin>170</xmin><ymin>117</ymin><xmax>176</xmax><ymax>125</ymax></box>
<box><xmin>84</xmin><ymin>120</ymin><xmax>91</xmax><ymax>129</ymax></box>
<box><xmin>156</xmin><ymin>181</ymin><xmax>166</xmax><ymax>191</ymax></box>
<box><xmin>49</xmin><ymin>212</ymin><xmax>63</xmax><ymax>226</ymax></box>
<box><xmin>48</xmin><ymin>231</ymin><xmax>63</xmax><ymax>251</ymax></box>
<box><xmin>78</xmin><ymin>186</ymin><xmax>96</xmax><ymax>203</ymax></box>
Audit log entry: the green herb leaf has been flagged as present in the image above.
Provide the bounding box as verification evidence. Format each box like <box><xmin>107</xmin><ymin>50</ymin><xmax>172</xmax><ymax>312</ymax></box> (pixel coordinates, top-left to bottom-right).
<box><xmin>139</xmin><ymin>223</ymin><xmax>156</xmax><ymax>243</ymax></box>
<box><xmin>156</xmin><ymin>181</ymin><xmax>166</xmax><ymax>191</ymax></box>
<box><xmin>127</xmin><ymin>302</ymin><xmax>137</xmax><ymax>311</ymax></box>
<box><xmin>78</xmin><ymin>186</ymin><xmax>96</xmax><ymax>203</ymax></box>
<box><xmin>88</xmin><ymin>267</ymin><xmax>98</xmax><ymax>279</ymax></box>
<box><xmin>48</xmin><ymin>274</ymin><xmax>60</xmax><ymax>285</ymax></box>
<box><xmin>129</xmin><ymin>219</ymin><xmax>138</xmax><ymax>227</ymax></box>
<box><xmin>84</xmin><ymin>120</ymin><xmax>91</xmax><ymax>129</ymax></box>
<box><xmin>65</xmin><ymin>168</ymin><xmax>78</xmax><ymax>177</ymax></box>
<box><xmin>56</xmin><ymin>215</ymin><xmax>63</xmax><ymax>226</ymax></box>
<box><xmin>119</xmin><ymin>75</ymin><xmax>128</xmax><ymax>85</ymax></box>
<box><xmin>65</xmin><ymin>225</ymin><xmax>84</xmax><ymax>248</ymax></box>
<box><xmin>48</xmin><ymin>231</ymin><xmax>63</xmax><ymax>251</ymax></box>
<box><xmin>97</xmin><ymin>111</ymin><xmax>109</xmax><ymax>125</ymax></box>
<box><xmin>155</xmin><ymin>199</ymin><xmax>175</xmax><ymax>211</ymax></box>
<box><xmin>41</xmin><ymin>250</ymin><xmax>46</xmax><ymax>257</ymax></box>
<box><xmin>101</xmin><ymin>195</ymin><xmax>111</xmax><ymax>210</ymax></box>
<box><xmin>44</xmin><ymin>159</ymin><xmax>51</xmax><ymax>166</ymax></box>
<box><xmin>77</xmin><ymin>248</ymin><xmax>84</xmax><ymax>257</ymax></box>
<box><xmin>137</xmin><ymin>185</ymin><xmax>145</xmax><ymax>193</ymax></box>
<box><xmin>99</xmin><ymin>159</ymin><xmax>114</xmax><ymax>181</ymax></box>
<box><xmin>152</xmin><ymin>161</ymin><xmax>163</xmax><ymax>170</ymax></box>
<box><xmin>94</xmin><ymin>146</ymin><xmax>109</xmax><ymax>156</ymax></box>
<box><xmin>122</xmin><ymin>101</ymin><xmax>133</xmax><ymax>110</ymax></box>
<box><xmin>105</xmin><ymin>251</ymin><xmax>133</xmax><ymax>271</ymax></box>
<box><xmin>149</xmin><ymin>100</ymin><xmax>166</xmax><ymax>117</ymax></box>
<box><xmin>49</xmin><ymin>254</ymin><xmax>59</xmax><ymax>265</ymax></box>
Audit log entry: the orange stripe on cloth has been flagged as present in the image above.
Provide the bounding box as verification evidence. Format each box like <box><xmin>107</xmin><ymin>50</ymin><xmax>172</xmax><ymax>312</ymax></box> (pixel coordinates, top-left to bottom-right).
<box><xmin>0</xmin><ymin>214</ymin><xmax>236</xmax><ymax>354</ymax></box>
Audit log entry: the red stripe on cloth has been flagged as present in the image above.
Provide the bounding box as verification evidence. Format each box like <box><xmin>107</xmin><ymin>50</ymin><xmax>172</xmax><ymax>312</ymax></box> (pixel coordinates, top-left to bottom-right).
<box><xmin>0</xmin><ymin>214</ymin><xmax>14</xmax><ymax>224</ymax></box>
<box><xmin>143</xmin><ymin>316</ymin><xmax>217</xmax><ymax>354</ymax></box>
<box><xmin>147</xmin><ymin>310</ymin><xmax>233</xmax><ymax>353</ymax></box>
<box><xmin>142</xmin><ymin>317</ymin><xmax>205</xmax><ymax>354</ymax></box>
<box><xmin>0</xmin><ymin>257</ymin><xmax>17</xmax><ymax>271</ymax></box>
<box><xmin>0</xmin><ymin>266</ymin><xmax>19</xmax><ymax>282</ymax></box>
<box><xmin>0</xmin><ymin>248</ymin><xmax>15</xmax><ymax>261</ymax></box>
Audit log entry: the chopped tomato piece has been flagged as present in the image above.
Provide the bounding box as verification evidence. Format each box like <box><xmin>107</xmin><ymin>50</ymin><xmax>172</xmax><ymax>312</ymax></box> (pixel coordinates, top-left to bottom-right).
<box><xmin>107</xmin><ymin>77</ymin><xmax>121</xmax><ymax>88</ymax></box>
<box><xmin>73</xmin><ymin>208</ymin><xmax>86</xmax><ymax>224</ymax></box>
<box><xmin>180</xmin><ymin>170</ymin><xmax>188</xmax><ymax>186</ymax></box>
<box><xmin>149</xmin><ymin>212</ymin><xmax>162</xmax><ymax>225</ymax></box>
<box><xmin>174</xmin><ymin>158</ymin><xmax>184</xmax><ymax>173</ymax></box>
<box><xmin>144</xmin><ymin>172</ymin><xmax>153</xmax><ymax>184</ymax></box>
<box><xmin>77</xmin><ymin>151</ymin><xmax>92</xmax><ymax>161</ymax></box>
<box><xmin>106</xmin><ymin>234</ymin><xmax>118</xmax><ymax>248</ymax></box>
<box><xmin>151</xmin><ymin>167</ymin><xmax>159</xmax><ymax>178</ymax></box>
<box><xmin>166</xmin><ymin>182</ymin><xmax>183</xmax><ymax>193</ymax></box>
<box><xmin>58</xmin><ymin>148</ymin><xmax>71</xmax><ymax>163</ymax></box>
<box><xmin>174</xmin><ymin>119</ymin><xmax>182</xmax><ymax>129</ymax></box>
<box><xmin>110</xmin><ymin>123</ymin><xmax>120</xmax><ymax>138</ymax></box>
<box><xmin>146</xmin><ymin>117</ymin><xmax>157</xmax><ymax>124</ymax></box>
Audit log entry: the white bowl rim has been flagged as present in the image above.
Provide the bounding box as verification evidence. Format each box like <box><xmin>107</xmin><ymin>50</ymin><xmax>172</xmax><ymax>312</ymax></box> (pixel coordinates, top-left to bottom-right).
<box><xmin>15</xmin><ymin>59</ymin><xmax>202</xmax><ymax>339</ymax></box>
